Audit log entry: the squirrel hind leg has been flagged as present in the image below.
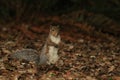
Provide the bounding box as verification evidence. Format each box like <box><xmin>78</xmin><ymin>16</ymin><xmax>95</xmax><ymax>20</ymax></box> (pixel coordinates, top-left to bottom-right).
<box><xmin>38</xmin><ymin>54</ymin><xmax>48</xmax><ymax>65</ymax></box>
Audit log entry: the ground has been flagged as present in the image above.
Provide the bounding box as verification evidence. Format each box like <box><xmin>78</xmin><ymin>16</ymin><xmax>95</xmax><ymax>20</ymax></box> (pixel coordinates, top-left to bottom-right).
<box><xmin>0</xmin><ymin>11</ymin><xmax>120</xmax><ymax>80</ymax></box>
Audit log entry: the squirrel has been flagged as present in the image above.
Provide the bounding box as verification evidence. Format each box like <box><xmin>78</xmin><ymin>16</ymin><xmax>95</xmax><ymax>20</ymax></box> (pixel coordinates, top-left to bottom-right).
<box><xmin>9</xmin><ymin>25</ymin><xmax>61</xmax><ymax>65</ymax></box>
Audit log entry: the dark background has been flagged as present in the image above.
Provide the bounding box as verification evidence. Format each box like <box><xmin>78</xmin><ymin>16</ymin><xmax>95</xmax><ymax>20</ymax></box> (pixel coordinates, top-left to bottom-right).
<box><xmin>0</xmin><ymin>0</ymin><xmax>120</xmax><ymax>22</ymax></box>
<box><xmin>0</xmin><ymin>0</ymin><xmax>120</xmax><ymax>37</ymax></box>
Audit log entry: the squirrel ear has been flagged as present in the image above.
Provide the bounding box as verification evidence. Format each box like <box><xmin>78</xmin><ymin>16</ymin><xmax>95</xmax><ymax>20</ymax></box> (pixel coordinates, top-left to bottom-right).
<box><xmin>57</xmin><ymin>25</ymin><xmax>60</xmax><ymax>28</ymax></box>
<box><xmin>50</xmin><ymin>25</ymin><xmax>53</xmax><ymax>29</ymax></box>
<box><xmin>57</xmin><ymin>25</ymin><xmax>61</xmax><ymax>30</ymax></box>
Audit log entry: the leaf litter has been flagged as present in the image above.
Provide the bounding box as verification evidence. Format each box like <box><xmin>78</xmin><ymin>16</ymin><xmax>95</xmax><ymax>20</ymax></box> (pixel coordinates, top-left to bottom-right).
<box><xmin>0</xmin><ymin>12</ymin><xmax>120</xmax><ymax>80</ymax></box>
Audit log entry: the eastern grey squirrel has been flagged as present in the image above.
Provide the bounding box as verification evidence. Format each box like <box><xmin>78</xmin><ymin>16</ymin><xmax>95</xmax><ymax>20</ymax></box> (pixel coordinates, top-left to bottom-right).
<box><xmin>9</xmin><ymin>25</ymin><xmax>61</xmax><ymax>65</ymax></box>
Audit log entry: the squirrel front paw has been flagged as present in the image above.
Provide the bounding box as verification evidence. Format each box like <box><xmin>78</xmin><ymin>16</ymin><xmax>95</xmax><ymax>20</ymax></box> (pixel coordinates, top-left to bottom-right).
<box><xmin>55</xmin><ymin>44</ymin><xmax>59</xmax><ymax>48</ymax></box>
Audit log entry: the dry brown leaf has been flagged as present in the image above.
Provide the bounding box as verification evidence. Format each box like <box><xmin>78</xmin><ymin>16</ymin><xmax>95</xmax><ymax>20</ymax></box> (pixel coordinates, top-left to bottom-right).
<box><xmin>113</xmin><ymin>76</ymin><xmax>120</xmax><ymax>80</ymax></box>
<box><xmin>18</xmin><ymin>24</ymin><xmax>37</xmax><ymax>39</ymax></box>
<box><xmin>108</xmin><ymin>66</ymin><xmax>115</xmax><ymax>72</ymax></box>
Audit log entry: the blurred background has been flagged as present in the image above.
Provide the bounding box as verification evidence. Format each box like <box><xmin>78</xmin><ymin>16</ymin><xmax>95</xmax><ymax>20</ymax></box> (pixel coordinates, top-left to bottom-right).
<box><xmin>0</xmin><ymin>0</ymin><xmax>120</xmax><ymax>23</ymax></box>
<box><xmin>0</xmin><ymin>0</ymin><xmax>120</xmax><ymax>38</ymax></box>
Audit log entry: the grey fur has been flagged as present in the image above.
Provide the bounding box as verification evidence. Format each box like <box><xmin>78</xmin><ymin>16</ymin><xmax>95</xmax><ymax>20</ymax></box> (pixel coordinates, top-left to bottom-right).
<box><xmin>10</xmin><ymin>49</ymin><xmax>39</xmax><ymax>64</ymax></box>
<box><xmin>9</xmin><ymin>25</ymin><xmax>61</xmax><ymax>65</ymax></box>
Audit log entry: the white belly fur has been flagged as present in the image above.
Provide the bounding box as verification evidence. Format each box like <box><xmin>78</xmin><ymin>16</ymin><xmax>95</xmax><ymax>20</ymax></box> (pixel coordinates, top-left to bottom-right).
<box><xmin>48</xmin><ymin>35</ymin><xmax>61</xmax><ymax>64</ymax></box>
<box><xmin>50</xmin><ymin>35</ymin><xmax>61</xmax><ymax>44</ymax></box>
<box><xmin>48</xmin><ymin>46</ymin><xmax>59</xmax><ymax>64</ymax></box>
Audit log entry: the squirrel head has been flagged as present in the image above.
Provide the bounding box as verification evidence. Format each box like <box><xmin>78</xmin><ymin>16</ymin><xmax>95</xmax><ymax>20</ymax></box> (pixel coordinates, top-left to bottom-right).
<box><xmin>50</xmin><ymin>25</ymin><xmax>60</xmax><ymax>37</ymax></box>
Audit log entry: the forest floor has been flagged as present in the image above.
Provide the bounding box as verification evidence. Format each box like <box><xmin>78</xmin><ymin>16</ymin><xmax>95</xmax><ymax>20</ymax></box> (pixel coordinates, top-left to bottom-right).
<box><xmin>0</xmin><ymin>11</ymin><xmax>120</xmax><ymax>80</ymax></box>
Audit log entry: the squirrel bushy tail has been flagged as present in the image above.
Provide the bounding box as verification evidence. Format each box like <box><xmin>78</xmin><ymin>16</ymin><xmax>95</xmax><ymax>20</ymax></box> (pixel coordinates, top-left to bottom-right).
<box><xmin>9</xmin><ymin>25</ymin><xmax>61</xmax><ymax>65</ymax></box>
<box><xmin>9</xmin><ymin>49</ymin><xmax>40</xmax><ymax>64</ymax></box>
